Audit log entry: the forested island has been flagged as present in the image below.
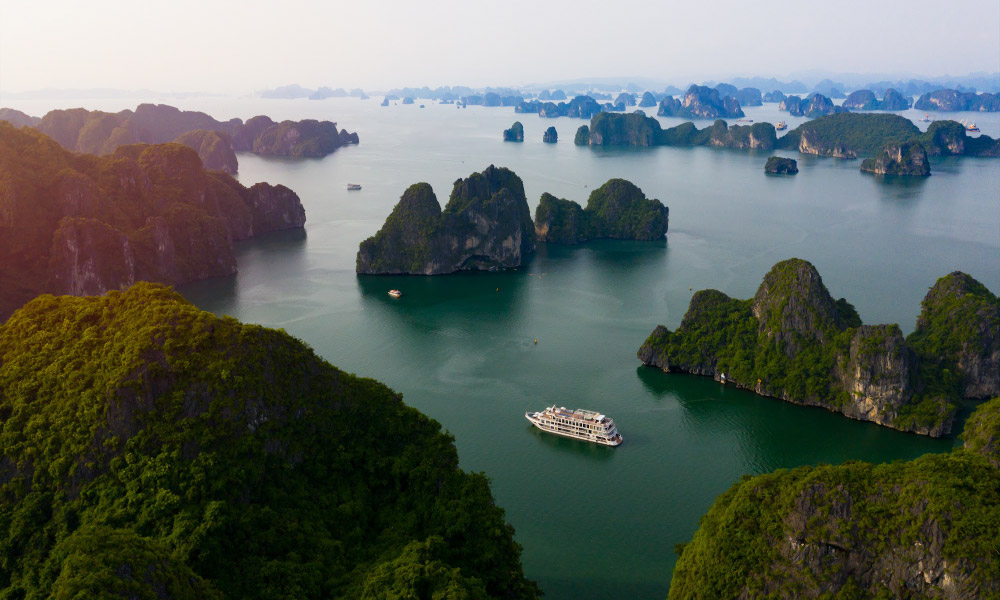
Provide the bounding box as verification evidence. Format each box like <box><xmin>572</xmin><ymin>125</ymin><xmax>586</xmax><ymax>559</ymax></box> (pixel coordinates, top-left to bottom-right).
<box><xmin>571</xmin><ymin>111</ymin><xmax>1000</xmax><ymax>160</ymax></box>
<box><xmin>914</xmin><ymin>88</ymin><xmax>1000</xmax><ymax>112</ymax></box>
<box><xmin>534</xmin><ymin>179</ymin><xmax>667</xmax><ymax>244</ymax></box>
<box><xmin>357</xmin><ymin>167</ymin><xmax>670</xmax><ymax>274</ymax></box>
<box><xmin>0</xmin><ymin>104</ymin><xmax>359</xmax><ymax>173</ymax></box>
<box><xmin>0</xmin><ymin>123</ymin><xmax>305</xmax><ymax>318</ymax></box>
<box><xmin>669</xmin><ymin>396</ymin><xmax>1000</xmax><ymax>599</ymax></box>
<box><xmin>657</xmin><ymin>85</ymin><xmax>744</xmax><ymax>118</ymax></box>
<box><xmin>356</xmin><ymin>166</ymin><xmax>536</xmax><ymax>274</ymax></box>
<box><xmin>638</xmin><ymin>260</ymin><xmax>999</xmax><ymax>437</ymax></box>
<box><xmin>0</xmin><ymin>283</ymin><xmax>540</xmax><ymax>599</ymax></box>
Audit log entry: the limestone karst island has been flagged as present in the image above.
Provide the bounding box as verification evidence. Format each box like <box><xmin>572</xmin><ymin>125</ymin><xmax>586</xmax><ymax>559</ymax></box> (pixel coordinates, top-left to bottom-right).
<box><xmin>1</xmin><ymin>2</ymin><xmax>999</xmax><ymax>598</ymax></box>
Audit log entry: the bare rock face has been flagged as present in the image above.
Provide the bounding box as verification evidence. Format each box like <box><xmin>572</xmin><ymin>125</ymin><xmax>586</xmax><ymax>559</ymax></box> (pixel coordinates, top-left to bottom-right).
<box><xmin>48</xmin><ymin>217</ymin><xmax>136</xmax><ymax>296</ymax></box>
<box><xmin>860</xmin><ymin>141</ymin><xmax>931</xmax><ymax>176</ymax></box>
<box><xmin>831</xmin><ymin>325</ymin><xmax>948</xmax><ymax>434</ymax></box>
<box><xmin>798</xmin><ymin>127</ymin><xmax>858</xmax><ymax>158</ymax></box>
<box><xmin>752</xmin><ymin>259</ymin><xmax>844</xmax><ymax>354</ymax></box>
<box><xmin>636</xmin><ymin>259</ymin><xmax>988</xmax><ymax>437</ymax></box>
<box><xmin>357</xmin><ymin>165</ymin><xmax>535</xmax><ymax>275</ymax></box>
<box><xmin>232</xmin><ymin>115</ymin><xmax>276</xmax><ymax>152</ymax></box>
<box><xmin>676</xmin><ymin>85</ymin><xmax>744</xmax><ymax>118</ymax></box>
<box><xmin>173</xmin><ymin>129</ymin><xmax>239</xmax><ymax>174</ymax></box>
<box><xmin>0</xmin><ymin>125</ymin><xmax>305</xmax><ymax>317</ymax></box>
<box><xmin>243</xmin><ymin>183</ymin><xmax>307</xmax><ymax>235</ymax></box>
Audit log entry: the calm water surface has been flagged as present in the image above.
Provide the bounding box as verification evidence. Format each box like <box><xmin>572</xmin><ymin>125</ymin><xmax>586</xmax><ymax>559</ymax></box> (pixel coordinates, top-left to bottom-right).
<box><xmin>16</xmin><ymin>95</ymin><xmax>999</xmax><ymax>598</ymax></box>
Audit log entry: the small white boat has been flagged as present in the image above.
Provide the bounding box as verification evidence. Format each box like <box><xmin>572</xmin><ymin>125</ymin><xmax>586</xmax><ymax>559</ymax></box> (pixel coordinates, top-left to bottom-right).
<box><xmin>388</xmin><ymin>289</ymin><xmax>402</xmax><ymax>298</ymax></box>
<box><xmin>775</xmin><ymin>121</ymin><xmax>787</xmax><ymax>131</ymax></box>
<box><xmin>347</xmin><ymin>183</ymin><xmax>362</xmax><ymax>190</ymax></box>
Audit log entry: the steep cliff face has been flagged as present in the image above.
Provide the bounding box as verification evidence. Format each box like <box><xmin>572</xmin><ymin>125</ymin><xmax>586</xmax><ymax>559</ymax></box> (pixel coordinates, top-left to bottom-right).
<box><xmin>657</xmin><ymin>96</ymin><xmax>681</xmax><ymax>116</ymax></box>
<box><xmin>831</xmin><ymin>325</ymin><xmax>942</xmax><ymax>433</ymax></box>
<box><xmin>860</xmin><ymin>141</ymin><xmax>931</xmax><ymax>176</ymax></box>
<box><xmin>0</xmin><ymin>107</ymin><xmax>41</xmax><ymax>128</ymax></box>
<box><xmin>676</xmin><ymin>85</ymin><xmax>744</xmax><ymax>118</ymax></box>
<box><xmin>30</xmin><ymin>104</ymin><xmax>359</xmax><ymax>169</ymax></box>
<box><xmin>915</xmin><ymin>89</ymin><xmax>1000</xmax><ymax>112</ymax></box>
<box><xmin>48</xmin><ymin>217</ymin><xmax>136</xmax><ymax>296</ymax></box>
<box><xmin>173</xmin><ymin>129</ymin><xmax>239</xmax><ymax>174</ymax></box>
<box><xmin>251</xmin><ymin>119</ymin><xmax>354</xmax><ymax>157</ymax></box>
<box><xmin>798</xmin><ymin>127</ymin><xmax>858</xmax><ymax>158</ymax></box>
<box><xmin>764</xmin><ymin>156</ymin><xmax>798</xmax><ymax>173</ymax></box>
<box><xmin>880</xmin><ymin>88</ymin><xmax>911</xmax><ymax>110</ymax></box>
<box><xmin>908</xmin><ymin>272</ymin><xmax>1000</xmax><ymax>399</ymax></box>
<box><xmin>574</xmin><ymin>125</ymin><xmax>590</xmax><ymax>145</ymax></box>
<box><xmin>843</xmin><ymin>89</ymin><xmax>879</xmax><ymax>110</ymax></box>
<box><xmin>668</xmin><ymin>450</ymin><xmax>1000</xmax><ymax>599</ymax></box>
<box><xmin>707</xmin><ymin>120</ymin><xmax>777</xmax><ymax>150</ymax></box>
<box><xmin>751</xmin><ymin>258</ymin><xmax>844</xmax><ymax>352</ymax></box>
<box><xmin>232</xmin><ymin>115</ymin><xmax>276</xmax><ymax>151</ymax></box>
<box><xmin>356</xmin><ymin>166</ymin><xmax>535</xmax><ymax>274</ymax></box>
<box><xmin>535</xmin><ymin>179</ymin><xmax>668</xmax><ymax>244</ymax></box>
<box><xmin>781</xmin><ymin>94</ymin><xmax>846</xmax><ymax>118</ymax></box>
<box><xmin>503</xmin><ymin>121</ymin><xmax>524</xmax><ymax>142</ymax></box>
<box><xmin>0</xmin><ymin>124</ymin><xmax>305</xmax><ymax>317</ymax></box>
<box><xmin>588</xmin><ymin>112</ymin><xmax>659</xmax><ymax>146</ymax></box>
<box><xmin>763</xmin><ymin>90</ymin><xmax>786</xmax><ymax>103</ymax></box>
<box><xmin>542</xmin><ymin>126</ymin><xmax>557</xmax><ymax>143</ymax></box>
<box><xmin>638</xmin><ymin>259</ymin><xmax>970</xmax><ymax>436</ymax></box>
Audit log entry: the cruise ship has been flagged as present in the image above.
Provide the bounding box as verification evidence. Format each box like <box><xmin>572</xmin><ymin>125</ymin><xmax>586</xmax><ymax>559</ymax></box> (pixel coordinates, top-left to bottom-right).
<box><xmin>525</xmin><ymin>406</ymin><xmax>622</xmax><ymax>446</ymax></box>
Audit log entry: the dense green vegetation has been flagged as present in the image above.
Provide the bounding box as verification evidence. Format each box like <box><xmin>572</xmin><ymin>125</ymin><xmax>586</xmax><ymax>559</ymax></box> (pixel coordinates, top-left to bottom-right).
<box><xmin>777</xmin><ymin>113</ymin><xmax>919</xmax><ymax>156</ymax></box>
<box><xmin>503</xmin><ymin>121</ymin><xmax>524</xmax><ymax>142</ymax></box>
<box><xmin>357</xmin><ymin>166</ymin><xmax>535</xmax><ymax>274</ymax></box>
<box><xmin>0</xmin><ymin>283</ymin><xmax>539</xmax><ymax>599</ymax></box>
<box><xmin>860</xmin><ymin>141</ymin><xmax>931</xmax><ymax>176</ymax></box>
<box><xmin>764</xmin><ymin>156</ymin><xmax>798</xmax><ymax>174</ymax></box>
<box><xmin>778</xmin><ymin>113</ymin><xmax>999</xmax><ymax>158</ymax></box>
<box><xmin>0</xmin><ymin>123</ymin><xmax>304</xmax><ymax>318</ymax></box>
<box><xmin>906</xmin><ymin>272</ymin><xmax>1000</xmax><ymax>402</ymax></box>
<box><xmin>638</xmin><ymin>259</ymin><xmax>985</xmax><ymax>436</ymax></box>
<box><xmin>534</xmin><ymin>179</ymin><xmax>668</xmax><ymax>244</ymax></box>
<box><xmin>962</xmin><ymin>397</ymin><xmax>1000</xmax><ymax>467</ymax></box>
<box><xmin>668</xmin><ymin>443</ymin><xmax>1000</xmax><ymax>598</ymax></box>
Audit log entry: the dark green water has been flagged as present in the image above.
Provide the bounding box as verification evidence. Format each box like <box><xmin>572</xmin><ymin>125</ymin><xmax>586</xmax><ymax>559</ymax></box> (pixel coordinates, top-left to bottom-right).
<box><xmin>171</xmin><ymin>98</ymin><xmax>997</xmax><ymax>598</ymax></box>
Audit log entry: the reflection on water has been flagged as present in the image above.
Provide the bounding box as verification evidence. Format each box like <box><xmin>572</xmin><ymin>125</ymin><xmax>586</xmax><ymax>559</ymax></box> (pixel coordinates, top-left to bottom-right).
<box><xmin>866</xmin><ymin>172</ymin><xmax>930</xmax><ymax>201</ymax></box>
<box><xmin>524</xmin><ymin>424</ymin><xmax>616</xmax><ymax>460</ymax></box>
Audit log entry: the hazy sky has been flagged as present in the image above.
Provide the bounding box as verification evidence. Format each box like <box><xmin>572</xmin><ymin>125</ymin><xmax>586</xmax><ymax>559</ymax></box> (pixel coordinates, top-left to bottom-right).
<box><xmin>1</xmin><ymin>0</ymin><xmax>998</xmax><ymax>93</ymax></box>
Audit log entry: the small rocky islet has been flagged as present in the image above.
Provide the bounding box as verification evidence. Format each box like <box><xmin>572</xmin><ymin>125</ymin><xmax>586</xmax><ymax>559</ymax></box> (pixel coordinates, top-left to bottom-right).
<box><xmin>764</xmin><ymin>156</ymin><xmax>798</xmax><ymax>174</ymax></box>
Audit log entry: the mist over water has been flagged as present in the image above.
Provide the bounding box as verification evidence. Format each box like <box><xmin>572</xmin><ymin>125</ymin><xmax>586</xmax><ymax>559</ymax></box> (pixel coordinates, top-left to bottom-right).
<box><xmin>125</xmin><ymin>97</ymin><xmax>1000</xmax><ymax>598</ymax></box>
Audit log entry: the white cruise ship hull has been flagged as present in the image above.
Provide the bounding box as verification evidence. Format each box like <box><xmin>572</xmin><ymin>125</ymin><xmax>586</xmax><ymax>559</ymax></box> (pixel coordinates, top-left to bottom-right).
<box><xmin>525</xmin><ymin>411</ymin><xmax>622</xmax><ymax>447</ymax></box>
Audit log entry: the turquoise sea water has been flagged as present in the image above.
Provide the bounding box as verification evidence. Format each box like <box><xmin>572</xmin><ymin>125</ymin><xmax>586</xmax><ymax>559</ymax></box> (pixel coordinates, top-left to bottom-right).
<box><xmin>14</xmin><ymin>95</ymin><xmax>999</xmax><ymax>598</ymax></box>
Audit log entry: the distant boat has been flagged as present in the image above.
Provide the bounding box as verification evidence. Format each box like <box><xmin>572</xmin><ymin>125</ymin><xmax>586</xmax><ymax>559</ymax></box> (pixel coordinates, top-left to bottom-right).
<box><xmin>347</xmin><ymin>184</ymin><xmax>362</xmax><ymax>190</ymax></box>
<box><xmin>775</xmin><ymin>121</ymin><xmax>787</xmax><ymax>131</ymax></box>
<box><xmin>736</xmin><ymin>118</ymin><xmax>753</xmax><ymax>123</ymax></box>
<box><xmin>920</xmin><ymin>114</ymin><xmax>933</xmax><ymax>122</ymax></box>
<box><xmin>388</xmin><ymin>289</ymin><xmax>402</xmax><ymax>298</ymax></box>
<box><xmin>966</xmin><ymin>122</ymin><xmax>980</xmax><ymax>132</ymax></box>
